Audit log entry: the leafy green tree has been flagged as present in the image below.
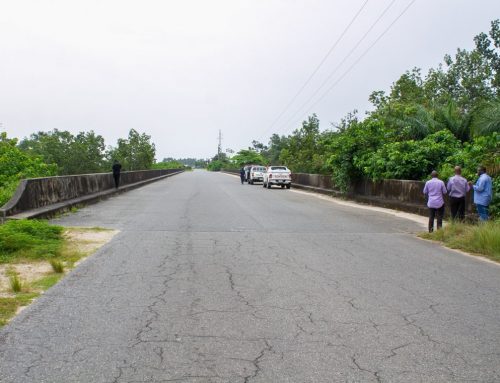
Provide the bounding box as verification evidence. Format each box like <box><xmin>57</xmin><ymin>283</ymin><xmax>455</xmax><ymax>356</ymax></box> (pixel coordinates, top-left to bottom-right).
<box><xmin>471</xmin><ymin>100</ymin><xmax>500</xmax><ymax>137</ymax></box>
<box><xmin>279</xmin><ymin>114</ymin><xmax>323</xmax><ymax>173</ymax></box>
<box><xmin>18</xmin><ymin>129</ymin><xmax>73</xmax><ymax>174</ymax></box>
<box><xmin>108</xmin><ymin>129</ymin><xmax>156</xmax><ymax>171</ymax></box>
<box><xmin>262</xmin><ymin>134</ymin><xmax>289</xmax><ymax>165</ymax></box>
<box><xmin>18</xmin><ymin>129</ymin><xmax>107</xmax><ymax>175</ymax></box>
<box><xmin>231</xmin><ymin>149</ymin><xmax>265</xmax><ymax>167</ymax></box>
<box><xmin>325</xmin><ymin>118</ymin><xmax>386</xmax><ymax>191</ymax></box>
<box><xmin>69</xmin><ymin>131</ymin><xmax>107</xmax><ymax>173</ymax></box>
<box><xmin>0</xmin><ymin>132</ymin><xmax>57</xmax><ymax>206</ymax></box>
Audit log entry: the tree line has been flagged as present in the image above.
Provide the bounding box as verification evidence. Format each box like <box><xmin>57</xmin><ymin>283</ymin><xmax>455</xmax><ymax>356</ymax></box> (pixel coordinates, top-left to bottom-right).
<box><xmin>0</xmin><ymin>128</ymin><xmax>158</xmax><ymax>206</ymax></box>
<box><xmin>213</xmin><ymin>20</ymin><xmax>499</xmax><ymax>216</ymax></box>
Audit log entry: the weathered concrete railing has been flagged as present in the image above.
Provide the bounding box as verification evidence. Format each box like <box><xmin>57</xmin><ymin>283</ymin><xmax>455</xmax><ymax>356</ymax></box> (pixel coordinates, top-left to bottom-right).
<box><xmin>292</xmin><ymin>173</ymin><xmax>337</xmax><ymax>192</ymax></box>
<box><xmin>291</xmin><ymin>173</ymin><xmax>473</xmax><ymax>216</ymax></box>
<box><xmin>0</xmin><ymin>169</ymin><xmax>184</xmax><ymax>220</ymax></box>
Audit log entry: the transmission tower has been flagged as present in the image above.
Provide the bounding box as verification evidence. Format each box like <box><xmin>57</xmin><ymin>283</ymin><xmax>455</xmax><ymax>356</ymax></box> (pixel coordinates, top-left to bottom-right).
<box><xmin>217</xmin><ymin>130</ymin><xmax>222</xmax><ymax>160</ymax></box>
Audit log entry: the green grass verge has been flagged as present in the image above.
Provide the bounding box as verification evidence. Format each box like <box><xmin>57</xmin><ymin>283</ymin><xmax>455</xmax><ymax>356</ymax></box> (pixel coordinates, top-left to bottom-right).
<box><xmin>0</xmin><ymin>220</ymin><xmax>113</xmax><ymax>327</ymax></box>
<box><xmin>30</xmin><ymin>274</ymin><xmax>63</xmax><ymax>290</ymax></box>
<box><xmin>0</xmin><ymin>293</ymin><xmax>39</xmax><ymax>326</ymax></box>
<box><xmin>0</xmin><ymin>220</ymin><xmax>64</xmax><ymax>263</ymax></box>
<box><xmin>419</xmin><ymin>221</ymin><xmax>500</xmax><ymax>262</ymax></box>
<box><xmin>0</xmin><ymin>275</ymin><xmax>63</xmax><ymax>327</ymax></box>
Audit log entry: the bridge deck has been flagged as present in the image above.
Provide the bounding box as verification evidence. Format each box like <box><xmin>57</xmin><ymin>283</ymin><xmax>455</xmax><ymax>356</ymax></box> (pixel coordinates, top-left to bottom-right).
<box><xmin>0</xmin><ymin>170</ymin><xmax>499</xmax><ymax>382</ymax></box>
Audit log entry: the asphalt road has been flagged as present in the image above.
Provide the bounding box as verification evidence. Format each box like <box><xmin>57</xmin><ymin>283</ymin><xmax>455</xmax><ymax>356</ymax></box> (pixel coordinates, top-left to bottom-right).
<box><xmin>1</xmin><ymin>170</ymin><xmax>499</xmax><ymax>382</ymax></box>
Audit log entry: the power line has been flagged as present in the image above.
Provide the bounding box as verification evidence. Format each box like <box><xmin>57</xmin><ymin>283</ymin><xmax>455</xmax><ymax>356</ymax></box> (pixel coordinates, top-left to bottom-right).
<box><xmin>273</xmin><ymin>0</ymin><xmax>398</xmax><ymax>134</ymax></box>
<box><xmin>259</xmin><ymin>0</ymin><xmax>370</xmax><ymax>141</ymax></box>
<box><xmin>275</xmin><ymin>0</ymin><xmax>417</xmax><ymax>137</ymax></box>
<box><xmin>308</xmin><ymin>0</ymin><xmax>417</xmax><ymax>115</ymax></box>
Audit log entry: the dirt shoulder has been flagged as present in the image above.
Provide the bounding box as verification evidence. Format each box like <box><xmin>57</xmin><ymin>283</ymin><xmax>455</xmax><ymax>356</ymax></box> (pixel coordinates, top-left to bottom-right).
<box><xmin>0</xmin><ymin>227</ymin><xmax>118</xmax><ymax>326</ymax></box>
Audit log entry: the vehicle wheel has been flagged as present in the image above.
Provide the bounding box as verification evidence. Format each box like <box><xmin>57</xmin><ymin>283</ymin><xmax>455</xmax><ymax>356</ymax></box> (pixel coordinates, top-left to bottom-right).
<box><xmin>281</xmin><ymin>185</ymin><xmax>285</xmax><ymax>188</ymax></box>
<box><xmin>267</xmin><ymin>183</ymin><xmax>272</xmax><ymax>189</ymax></box>
<box><xmin>286</xmin><ymin>184</ymin><xmax>291</xmax><ymax>189</ymax></box>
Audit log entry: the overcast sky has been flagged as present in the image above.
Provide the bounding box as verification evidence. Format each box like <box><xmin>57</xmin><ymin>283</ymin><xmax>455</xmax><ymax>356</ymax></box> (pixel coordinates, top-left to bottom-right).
<box><xmin>1</xmin><ymin>0</ymin><xmax>499</xmax><ymax>160</ymax></box>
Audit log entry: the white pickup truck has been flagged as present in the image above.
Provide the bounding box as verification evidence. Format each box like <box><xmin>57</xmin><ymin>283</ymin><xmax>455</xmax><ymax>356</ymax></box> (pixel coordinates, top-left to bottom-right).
<box><xmin>248</xmin><ymin>166</ymin><xmax>266</xmax><ymax>184</ymax></box>
<box><xmin>263</xmin><ymin>166</ymin><xmax>292</xmax><ymax>189</ymax></box>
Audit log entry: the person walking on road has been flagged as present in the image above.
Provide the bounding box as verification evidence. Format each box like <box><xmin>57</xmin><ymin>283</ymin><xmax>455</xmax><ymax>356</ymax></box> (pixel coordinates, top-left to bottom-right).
<box><xmin>447</xmin><ymin>166</ymin><xmax>469</xmax><ymax>221</ymax></box>
<box><xmin>239</xmin><ymin>167</ymin><xmax>245</xmax><ymax>184</ymax></box>
<box><xmin>469</xmin><ymin>166</ymin><xmax>493</xmax><ymax>221</ymax></box>
<box><xmin>112</xmin><ymin>160</ymin><xmax>122</xmax><ymax>189</ymax></box>
<box><xmin>423</xmin><ymin>170</ymin><xmax>447</xmax><ymax>233</ymax></box>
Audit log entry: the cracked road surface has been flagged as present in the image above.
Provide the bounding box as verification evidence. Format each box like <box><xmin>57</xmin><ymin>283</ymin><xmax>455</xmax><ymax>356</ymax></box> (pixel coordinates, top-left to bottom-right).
<box><xmin>1</xmin><ymin>170</ymin><xmax>499</xmax><ymax>382</ymax></box>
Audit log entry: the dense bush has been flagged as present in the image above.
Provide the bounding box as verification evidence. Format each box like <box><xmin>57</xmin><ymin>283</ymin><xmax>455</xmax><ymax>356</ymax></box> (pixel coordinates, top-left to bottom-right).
<box><xmin>207</xmin><ymin>160</ymin><xmax>227</xmax><ymax>171</ymax></box>
<box><xmin>358</xmin><ymin>130</ymin><xmax>461</xmax><ymax>180</ymax></box>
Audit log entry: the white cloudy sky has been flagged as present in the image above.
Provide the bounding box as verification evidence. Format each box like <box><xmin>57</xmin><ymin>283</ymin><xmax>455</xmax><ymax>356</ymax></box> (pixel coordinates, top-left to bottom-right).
<box><xmin>1</xmin><ymin>0</ymin><xmax>499</xmax><ymax>160</ymax></box>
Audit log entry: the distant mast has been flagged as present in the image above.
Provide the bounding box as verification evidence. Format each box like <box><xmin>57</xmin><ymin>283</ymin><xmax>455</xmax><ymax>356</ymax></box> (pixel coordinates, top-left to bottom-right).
<box><xmin>217</xmin><ymin>130</ymin><xmax>222</xmax><ymax>161</ymax></box>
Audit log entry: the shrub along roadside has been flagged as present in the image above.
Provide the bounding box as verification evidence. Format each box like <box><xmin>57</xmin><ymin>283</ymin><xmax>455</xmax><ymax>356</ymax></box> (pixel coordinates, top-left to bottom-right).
<box><xmin>0</xmin><ymin>220</ymin><xmax>64</xmax><ymax>263</ymax></box>
<box><xmin>419</xmin><ymin>221</ymin><xmax>500</xmax><ymax>262</ymax></box>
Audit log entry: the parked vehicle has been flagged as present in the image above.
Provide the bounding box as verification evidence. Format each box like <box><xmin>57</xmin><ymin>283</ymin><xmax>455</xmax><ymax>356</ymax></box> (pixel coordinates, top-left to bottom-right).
<box><xmin>248</xmin><ymin>166</ymin><xmax>266</xmax><ymax>184</ymax></box>
<box><xmin>263</xmin><ymin>166</ymin><xmax>292</xmax><ymax>189</ymax></box>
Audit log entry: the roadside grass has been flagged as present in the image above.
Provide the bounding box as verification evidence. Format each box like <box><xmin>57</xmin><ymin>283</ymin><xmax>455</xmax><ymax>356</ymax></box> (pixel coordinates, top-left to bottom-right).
<box><xmin>0</xmin><ymin>220</ymin><xmax>64</xmax><ymax>264</ymax></box>
<box><xmin>0</xmin><ymin>220</ymin><xmax>117</xmax><ymax>327</ymax></box>
<box><xmin>419</xmin><ymin>221</ymin><xmax>500</xmax><ymax>262</ymax></box>
<box><xmin>30</xmin><ymin>274</ymin><xmax>63</xmax><ymax>290</ymax></box>
<box><xmin>9</xmin><ymin>274</ymin><xmax>23</xmax><ymax>292</ymax></box>
<box><xmin>50</xmin><ymin>259</ymin><xmax>64</xmax><ymax>273</ymax></box>
<box><xmin>0</xmin><ymin>293</ymin><xmax>39</xmax><ymax>326</ymax></box>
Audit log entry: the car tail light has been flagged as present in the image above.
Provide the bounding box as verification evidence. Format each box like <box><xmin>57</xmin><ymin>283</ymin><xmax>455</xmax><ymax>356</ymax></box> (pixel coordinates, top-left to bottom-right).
<box><xmin>251</xmin><ymin>172</ymin><xmax>254</xmax><ymax>177</ymax></box>
<box><xmin>269</xmin><ymin>174</ymin><xmax>272</xmax><ymax>178</ymax></box>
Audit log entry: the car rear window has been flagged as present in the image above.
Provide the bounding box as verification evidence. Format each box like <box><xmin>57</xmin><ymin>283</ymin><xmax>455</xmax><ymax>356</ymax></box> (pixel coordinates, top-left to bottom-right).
<box><xmin>253</xmin><ymin>167</ymin><xmax>265</xmax><ymax>171</ymax></box>
<box><xmin>270</xmin><ymin>166</ymin><xmax>287</xmax><ymax>170</ymax></box>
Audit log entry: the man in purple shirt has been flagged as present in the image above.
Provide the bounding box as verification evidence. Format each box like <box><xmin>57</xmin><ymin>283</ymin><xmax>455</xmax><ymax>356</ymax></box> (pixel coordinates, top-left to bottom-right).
<box><xmin>447</xmin><ymin>166</ymin><xmax>469</xmax><ymax>221</ymax></box>
<box><xmin>423</xmin><ymin>170</ymin><xmax>447</xmax><ymax>233</ymax></box>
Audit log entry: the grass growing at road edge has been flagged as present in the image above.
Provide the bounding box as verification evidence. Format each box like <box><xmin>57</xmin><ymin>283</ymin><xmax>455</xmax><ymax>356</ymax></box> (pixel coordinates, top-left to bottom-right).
<box><xmin>0</xmin><ymin>222</ymin><xmax>117</xmax><ymax>327</ymax></box>
<box><xmin>0</xmin><ymin>220</ymin><xmax>64</xmax><ymax>263</ymax></box>
<box><xmin>419</xmin><ymin>221</ymin><xmax>500</xmax><ymax>262</ymax></box>
<box><xmin>0</xmin><ymin>293</ymin><xmax>39</xmax><ymax>327</ymax></box>
<box><xmin>9</xmin><ymin>274</ymin><xmax>23</xmax><ymax>292</ymax></box>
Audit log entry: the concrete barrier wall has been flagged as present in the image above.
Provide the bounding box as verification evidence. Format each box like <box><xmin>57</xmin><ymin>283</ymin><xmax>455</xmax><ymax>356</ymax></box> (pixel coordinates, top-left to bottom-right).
<box><xmin>1</xmin><ymin>169</ymin><xmax>183</xmax><ymax>218</ymax></box>
<box><xmin>291</xmin><ymin>173</ymin><xmax>473</xmax><ymax>216</ymax></box>
<box><xmin>291</xmin><ymin>173</ymin><xmax>336</xmax><ymax>191</ymax></box>
<box><xmin>351</xmin><ymin>178</ymin><xmax>427</xmax><ymax>204</ymax></box>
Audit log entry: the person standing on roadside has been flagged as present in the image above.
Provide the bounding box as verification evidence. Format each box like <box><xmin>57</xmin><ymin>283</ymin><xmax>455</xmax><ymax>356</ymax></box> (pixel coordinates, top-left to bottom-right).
<box><xmin>469</xmin><ymin>166</ymin><xmax>493</xmax><ymax>221</ymax></box>
<box><xmin>447</xmin><ymin>166</ymin><xmax>469</xmax><ymax>221</ymax></box>
<box><xmin>239</xmin><ymin>167</ymin><xmax>245</xmax><ymax>185</ymax></box>
<box><xmin>112</xmin><ymin>160</ymin><xmax>122</xmax><ymax>189</ymax></box>
<box><xmin>423</xmin><ymin>170</ymin><xmax>447</xmax><ymax>233</ymax></box>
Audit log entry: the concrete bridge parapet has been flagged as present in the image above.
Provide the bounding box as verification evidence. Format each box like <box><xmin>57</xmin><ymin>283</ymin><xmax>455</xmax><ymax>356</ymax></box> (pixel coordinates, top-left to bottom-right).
<box><xmin>0</xmin><ymin>169</ymin><xmax>184</xmax><ymax>220</ymax></box>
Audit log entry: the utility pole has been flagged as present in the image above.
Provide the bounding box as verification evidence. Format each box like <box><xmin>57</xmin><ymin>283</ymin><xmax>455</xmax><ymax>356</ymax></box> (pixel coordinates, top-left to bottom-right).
<box><xmin>217</xmin><ymin>130</ymin><xmax>222</xmax><ymax>161</ymax></box>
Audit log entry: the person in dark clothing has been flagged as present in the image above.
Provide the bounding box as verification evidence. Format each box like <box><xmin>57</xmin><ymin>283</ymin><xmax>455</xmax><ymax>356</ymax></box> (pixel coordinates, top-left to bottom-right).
<box><xmin>112</xmin><ymin>160</ymin><xmax>122</xmax><ymax>188</ymax></box>
<box><xmin>239</xmin><ymin>167</ymin><xmax>245</xmax><ymax>184</ymax></box>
